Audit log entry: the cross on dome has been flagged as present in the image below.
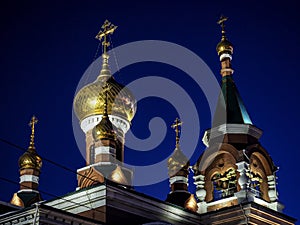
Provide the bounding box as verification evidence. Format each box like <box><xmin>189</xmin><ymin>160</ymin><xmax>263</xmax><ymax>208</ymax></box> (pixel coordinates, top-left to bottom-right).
<box><xmin>95</xmin><ymin>20</ymin><xmax>117</xmax><ymax>55</ymax></box>
<box><xmin>28</xmin><ymin>115</ymin><xmax>38</xmax><ymax>150</ymax></box>
<box><xmin>171</xmin><ymin>118</ymin><xmax>182</xmax><ymax>148</ymax></box>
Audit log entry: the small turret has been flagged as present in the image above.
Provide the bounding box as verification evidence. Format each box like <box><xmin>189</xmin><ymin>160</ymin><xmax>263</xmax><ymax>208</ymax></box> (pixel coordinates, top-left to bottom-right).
<box><xmin>11</xmin><ymin>116</ymin><xmax>42</xmax><ymax>207</ymax></box>
<box><xmin>166</xmin><ymin>118</ymin><xmax>197</xmax><ymax>212</ymax></box>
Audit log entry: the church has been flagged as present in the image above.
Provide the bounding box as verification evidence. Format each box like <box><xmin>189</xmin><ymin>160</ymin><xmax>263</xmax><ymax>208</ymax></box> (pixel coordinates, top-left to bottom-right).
<box><xmin>0</xmin><ymin>17</ymin><xmax>296</xmax><ymax>224</ymax></box>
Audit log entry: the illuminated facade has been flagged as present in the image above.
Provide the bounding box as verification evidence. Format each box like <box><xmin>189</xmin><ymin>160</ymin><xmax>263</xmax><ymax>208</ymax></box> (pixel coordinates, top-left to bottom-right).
<box><xmin>0</xmin><ymin>19</ymin><xmax>296</xmax><ymax>224</ymax></box>
<box><xmin>193</xmin><ymin>16</ymin><xmax>284</xmax><ymax>215</ymax></box>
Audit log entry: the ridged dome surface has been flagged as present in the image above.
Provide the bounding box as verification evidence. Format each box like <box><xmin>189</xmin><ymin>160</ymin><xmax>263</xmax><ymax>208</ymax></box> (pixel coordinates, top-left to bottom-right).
<box><xmin>18</xmin><ymin>148</ymin><xmax>42</xmax><ymax>170</ymax></box>
<box><xmin>168</xmin><ymin>147</ymin><xmax>190</xmax><ymax>176</ymax></box>
<box><xmin>73</xmin><ymin>76</ymin><xmax>136</xmax><ymax>122</ymax></box>
<box><xmin>216</xmin><ymin>38</ymin><xmax>233</xmax><ymax>56</ymax></box>
<box><xmin>92</xmin><ymin>115</ymin><xmax>116</xmax><ymax>140</ymax></box>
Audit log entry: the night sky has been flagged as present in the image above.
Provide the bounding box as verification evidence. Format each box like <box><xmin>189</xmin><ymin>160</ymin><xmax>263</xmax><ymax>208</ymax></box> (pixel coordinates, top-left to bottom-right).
<box><xmin>0</xmin><ymin>0</ymin><xmax>299</xmax><ymax>220</ymax></box>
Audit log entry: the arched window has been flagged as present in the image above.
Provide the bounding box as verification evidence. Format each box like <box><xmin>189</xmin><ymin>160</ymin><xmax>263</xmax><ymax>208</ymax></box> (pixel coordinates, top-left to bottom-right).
<box><xmin>211</xmin><ymin>168</ymin><xmax>237</xmax><ymax>201</ymax></box>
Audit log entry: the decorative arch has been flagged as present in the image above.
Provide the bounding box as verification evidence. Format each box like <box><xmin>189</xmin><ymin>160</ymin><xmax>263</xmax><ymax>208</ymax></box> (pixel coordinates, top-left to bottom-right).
<box><xmin>247</xmin><ymin>144</ymin><xmax>276</xmax><ymax>173</ymax></box>
<box><xmin>204</xmin><ymin>150</ymin><xmax>238</xmax><ymax>202</ymax></box>
<box><xmin>195</xmin><ymin>142</ymin><xmax>240</xmax><ymax>175</ymax></box>
<box><xmin>249</xmin><ymin>151</ymin><xmax>273</xmax><ymax>202</ymax></box>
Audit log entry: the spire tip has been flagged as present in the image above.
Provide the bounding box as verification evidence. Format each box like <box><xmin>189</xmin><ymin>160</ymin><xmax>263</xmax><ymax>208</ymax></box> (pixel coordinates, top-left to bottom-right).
<box><xmin>28</xmin><ymin>115</ymin><xmax>38</xmax><ymax>150</ymax></box>
<box><xmin>171</xmin><ymin>118</ymin><xmax>183</xmax><ymax>148</ymax></box>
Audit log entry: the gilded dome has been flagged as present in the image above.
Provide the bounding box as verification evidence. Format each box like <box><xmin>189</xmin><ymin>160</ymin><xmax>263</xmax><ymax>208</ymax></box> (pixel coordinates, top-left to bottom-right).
<box><xmin>92</xmin><ymin>92</ymin><xmax>117</xmax><ymax>140</ymax></box>
<box><xmin>216</xmin><ymin>37</ymin><xmax>233</xmax><ymax>56</ymax></box>
<box><xmin>18</xmin><ymin>148</ymin><xmax>42</xmax><ymax>171</ymax></box>
<box><xmin>19</xmin><ymin>116</ymin><xmax>42</xmax><ymax>171</ymax></box>
<box><xmin>73</xmin><ymin>75</ymin><xmax>136</xmax><ymax>123</ymax></box>
<box><xmin>93</xmin><ymin>117</ymin><xmax>116</xmax><ymax>140</ymax></box>
<box><xmin>168</xmin><ymin>147</ymin><xmax>190</xmax><ymax>177</ymax></box>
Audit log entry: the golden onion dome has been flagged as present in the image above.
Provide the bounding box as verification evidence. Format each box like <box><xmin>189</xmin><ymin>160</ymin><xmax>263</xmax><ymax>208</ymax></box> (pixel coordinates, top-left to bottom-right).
<box><xmin>93</xmin><ymin>117</ymin><xmax>116</xmax><ymax>140</ymax></box>
<box><xmin>18</xmin><ymin>148</ymin><xmax>42</xmax><ymax>171</ymax></box>
<box><xmin>19</xmin><ymin>116</ymin><xmax>42</xmax><ymax>171</ymax></box>
<box><xmin>168</xmin><ymin>147</ymin><xmax>190</xmax><ymax>176</ymax></box>
<box><xmin>216</xmin><ymin>37</ymin><xmax>233</xmax><ymax>56</ymax></box>
<box><xmin>92</xmin><ymin>88</ymin><xmax>117</xmax><ymax>141</ymax></box>
<box><xmin>73</xmin><ymin>54</ymin><xmax>136</xmax><ymax>123</ymax></box>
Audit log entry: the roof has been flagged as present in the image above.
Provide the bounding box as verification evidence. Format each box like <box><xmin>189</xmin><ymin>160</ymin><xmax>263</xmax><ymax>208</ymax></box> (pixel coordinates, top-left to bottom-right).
<box><xmin>213</xmin><ymin>75</ymin><xmax>252</xmax><ymax>126</ymax></box>
<box><xmin>0</xmin><ymin>201</ymin><xmax>20</xmax><ymax>215</ymax></box>
<box><xmin>45</xmin><ymin>182</ymin><xmax>202</xmax><ymax>225</ymax></box>
<box><xmin>0</xmin><ymin>203</ymin><xmax>103</xmax><ymax>225</ymax></box>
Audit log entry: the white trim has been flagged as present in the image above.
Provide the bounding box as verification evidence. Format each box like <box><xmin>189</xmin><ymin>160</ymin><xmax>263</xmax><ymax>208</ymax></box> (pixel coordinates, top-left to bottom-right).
<box><xmin>252</xmin><ymin>196</ymin><xmax>284</xmax><ymax>212</ymax></box>
<box><xmin>81</xmin><ymin>115</ymin><xmax>130</xmax><ymax>134</ymax></box>
<box><xmin>220</xmin><ymin>68</ymin><xmax>234</xmax><ymax>74</ymax></box>
<box><xmin>202</xmin><ymin>124</ymin><xmax>263</xmax><ymax>147</ymax></box>
<box><xmin>169</xmin><ymin>176</ymin><xmax>188</xmax><ymax>185</ymax></box>
<box><xmin>220</xmin><ymin>53</ymin><xmax>232</xmax><ymax>61</ymax></box>
<box><xmin>18</xmin><ymin>189</ymin><xmax>39</xmax><ymax>194</ymax></box>
<box><xmin>20</xmin><ymin>175</ymin><xmax>39</xmax><ymax>184</ymax></box>
<box><xmin>95</xmin><ymin>146</ymin><xmax>116</xmax><ymax>155</ymax></box>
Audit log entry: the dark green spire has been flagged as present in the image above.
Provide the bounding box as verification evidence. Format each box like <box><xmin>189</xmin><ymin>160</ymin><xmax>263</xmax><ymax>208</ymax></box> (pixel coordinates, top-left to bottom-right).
<box><xmin>213</xmin><ymin>75</ymin><xmax>252</xmax><ymax>126</ymax></box>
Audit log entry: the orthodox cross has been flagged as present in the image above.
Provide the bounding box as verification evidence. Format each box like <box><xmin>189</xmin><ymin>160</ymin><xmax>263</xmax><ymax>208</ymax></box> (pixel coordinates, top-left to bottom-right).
<box><xmin>28</xmin><ymin>115</ymin><xmax>38</xmax><ymax>149</ymax></box>
<box><xmin>171</xmin><ymin>118</ymin><xmax>182</xmax><ymax>147</ymax></box>
<box><xmin>217</xmin><ymin>15</ymin><xmax>228</xmax><ymax>35</ymax></box>
<box><xmin>95</xmin><ymin>20</ymin><xmax>117</xmax><ymax>54</ymax></box>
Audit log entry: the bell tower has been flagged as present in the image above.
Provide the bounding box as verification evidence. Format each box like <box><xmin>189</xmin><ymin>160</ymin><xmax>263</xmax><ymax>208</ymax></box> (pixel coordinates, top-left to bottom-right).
<box><xmin>193</xmin><ymin>16</ymin><xmax>283</xmax><ymax>215</ymax></box>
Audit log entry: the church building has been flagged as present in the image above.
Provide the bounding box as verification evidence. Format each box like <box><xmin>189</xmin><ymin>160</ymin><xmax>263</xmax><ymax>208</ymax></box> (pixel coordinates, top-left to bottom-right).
<box><xmin>0</xmin><ymin>18</ymin><xmax>296</xmax><ymax>225</ymax></box>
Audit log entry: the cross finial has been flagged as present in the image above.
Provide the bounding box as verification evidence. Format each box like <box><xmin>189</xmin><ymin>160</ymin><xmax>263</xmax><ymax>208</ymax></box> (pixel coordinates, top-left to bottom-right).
<box><xmin>217</xmin><ymin>15</ymin><xmax>228</xmax><ymax>38</ymax></box>
<box><xmin>28</xmin><ymin>115</ymin><xmax>38</xmax><ymax>150</ymax></box>
<box><xmin>95</xmin><ymin>20</ymin><xmax>117</xmax><ymax>55</ymax></box>
<box><xmin>171</xmin><ymin>118</ymin><xmax>183</xmax><ymax>148</ymax></box>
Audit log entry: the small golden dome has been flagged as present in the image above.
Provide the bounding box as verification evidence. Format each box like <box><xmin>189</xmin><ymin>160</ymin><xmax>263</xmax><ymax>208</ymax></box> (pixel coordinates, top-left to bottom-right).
<box><xmin>93</xmin><ymin>117</ymin><xmax>116</xmax><ymax>140</ymax></box>
<box><xmin>92</xmin><ymin>84</ymin><xmax>117</xmax><ymax>140</ymax></box>
<box><xmin>216</xmin><ymin>37</ymin><xmax>233</xmax><ymax>56</ymax></box>
<box><xmin>73</xmin><ymin>75</ymin><xmax>136</xmax><ymax>122</ymax></box>
<box><xmin>19</xmin><ymin>116</ymin><xmax>42</xmax><ymax>171</ymax></box>
<box><xmin>18</xmin><ymin>148</ymin><xmax>42</xmax><ymax>171</ymax></box>
<box><xmin>168</xmin><ymin>147</ymin><xmax>190</xmax><ymax>177</ymax></box>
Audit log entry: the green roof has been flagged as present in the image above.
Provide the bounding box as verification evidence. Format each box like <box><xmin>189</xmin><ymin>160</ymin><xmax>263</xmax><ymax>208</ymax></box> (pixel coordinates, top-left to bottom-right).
<box><xmin>213</xmin><ymin>75</ymin><xmax>252</xmax><ymax>126</ymax></box>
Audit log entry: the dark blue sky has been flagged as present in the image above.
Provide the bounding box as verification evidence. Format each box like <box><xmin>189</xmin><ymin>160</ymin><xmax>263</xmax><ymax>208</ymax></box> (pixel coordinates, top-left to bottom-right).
<box><xmin>0</xmin><ymin>0</ymin><xmax>299</xmax><ymax>220</ymax></box>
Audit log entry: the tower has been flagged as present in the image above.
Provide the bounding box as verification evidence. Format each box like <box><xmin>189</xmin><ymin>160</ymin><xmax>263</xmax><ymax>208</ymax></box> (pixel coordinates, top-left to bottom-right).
<box><xmin>193</xmin><ymin>16</ymin><xmax>282</xmax><ymax>215</ymax></box>
<box><xmin>10</xmin><ymin>116</ymin><xmax>42</xmax><ymax>207</ymax></box>
<box><xmin>73</xmin><ymin>20</ymin><xmax>136</xmax><ymax>188</ymax></box>
<box><xmin>166</xmin><ymin>118</ymin><xmax>198</xmax><ymax>212</ymax></box>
